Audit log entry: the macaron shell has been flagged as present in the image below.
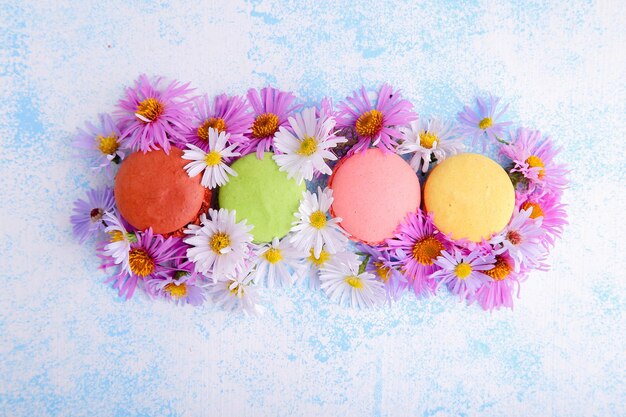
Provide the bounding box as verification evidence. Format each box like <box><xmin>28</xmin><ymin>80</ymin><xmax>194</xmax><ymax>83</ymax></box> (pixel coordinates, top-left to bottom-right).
<box><xmin>114</xmin><ymin>147</ymin><xmax>206</xmax><ymax>234</ymax></box>
<box><xmin>218</xmin><ymin>152</ymin><xmax>305</xmax><ymax>243</ymax></box>
<box><xmin>329</xmin><ymin>148</ymin><xmax>421</xmax><ymax>244</ymax></box>
<box><xmin>424</xmin><ymin>153</ymin><xmax>515</xmax><ymax>242</ymax></box>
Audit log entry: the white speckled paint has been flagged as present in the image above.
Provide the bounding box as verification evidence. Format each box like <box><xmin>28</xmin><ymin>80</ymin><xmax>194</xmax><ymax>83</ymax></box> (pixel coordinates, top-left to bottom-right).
<box><xmin>1</xmin><ymin>1</ymin><xmax>624</xmax><ymax>416</ymax></box>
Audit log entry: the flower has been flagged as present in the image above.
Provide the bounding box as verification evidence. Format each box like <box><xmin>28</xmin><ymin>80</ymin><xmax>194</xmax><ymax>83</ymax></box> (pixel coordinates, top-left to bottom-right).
<box><xmin>207</xmin><ymin>262</ymin><xmax>264</xmax><ymax>315</ymax></box>
<box><xmin>289</xmin><ymin>187</ymin><xmax>349</xmax><ymax>258</ymax></box>
<box><xmin>116</xmin><ymin>74</ymin><xmax>193</xmax><ymax>154</ymax></box>
<box><xmin>431</xmin><ymin>248</ymin><xmax>495</xmax><ymax>298</ymax></box>
<box><xmin>457</xmin><ymin>95</ymin><xmax>512</xmax><ymax>148</ymax></box>
<box><xmin>336</xmin><ymin>84</ymin><xmax>417</xmax><ymax>154</ymax></box>
<box><xmin>181</xmin><ymin>129</ymin><xmax>240</xmax><ymax>189</ymax></box>
<box><xmin>518</xmin><ymin>192</ymin><xmax>568</xmax><ymax>247</ymax></box>
<box><xmin>384</xmin><ymin>211</ymin><xmax>447</xmax><ymax>298</ymax></box>
<box><xmin>319</xmin><ymin>251</ymin><xmax>386</xmax><ymax>308</ymax></box>
<box><xmin>470</xmin><ymin>253</ymin><xmax>525</xmax><ymax>311</ymax></box>
<box><xmin>73</xmin><ymin>113</ymin><xmax>125</xmax><ymax>176</ymax></box>
<box><xmin>100</xmin><ymin>212</ymin><xmax>135</xmax><ymax>270</ymax></box>
<box><xmin>235</xmin><ymin>86</ymin><xmax>299</xmax><ymax>158</ymax></box>
<box><xmin>147</xmin><ymin>260</ymin><xmax>207</xmax><ymax>306</ymax></box>
<box><xmin>183</xmin><ymin>208</ymin><xmax>253</xmax><ymax>278</ymax></box>
<box><xmin>184</xmin><ymin>93</ymin><xmax>253</xmax><ymax>151</ymax></box>
<box><xmin>358</xmin><ymin>244</ymin><xmax>408</xmax><ymax>303</ymax></box>
<box><xmin>397</xmin><ymin>116</ymin><xmax>464</xmax><ymax>173</ymax></box>
<box><xmin>273</xmin><ymin>107</ymin><xmax>347</xmax><ymax>184</ymax></box>
<box><xmin>501</xmin><ymin>128</ymin><xmax>568</xmax><ymax>196</ymax></box>
<box><xmin>252</xmin><ymin>236</ymin><xmax>305</xmax><ymax>288</ymax></box>
<box><xmin>489</xmin><ymin>208</ymin><xmax>547</xmax><ymax>271</ymax></box>
<box><xmin>296</xmin><ymin>246</ymin><xmax>341</xmax><ymax>291</ymax></box>
<box><xmin>105</xmin><ymin>229</ymin><xmax>183</xmax><ymax>299</ymax></box>
<box><xmin>70</xmin><ymin>187</ymin><xmax>116</xmax><ymax>243</ymax></box>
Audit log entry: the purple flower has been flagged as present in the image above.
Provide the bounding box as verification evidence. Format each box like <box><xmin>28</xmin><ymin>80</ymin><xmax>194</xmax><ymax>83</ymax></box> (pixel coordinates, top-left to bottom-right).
<box><xmin>73</xmin><ymin>114</ymin><xmax>125</xmax><ymax>177</ymax></box>
<box><xmin>358</xmin><ymin>244</ymin><xmax>408</xmax><ymax>303</ymax></box>
<box><xmin>432</xmin><ymin>248</ymin><xmax>495</xmax><ymax>299</ymax></box>
<box><xmin>501</xmin><ymin>128</ymin><xmax>568</xmax><ymax>196</ymax></box>
<box><xmin>518</xmin><ymin>192</ymin><xmax>568</xmax><ymax>248</ymax></box>
<box><xmin>105</xmin><ymin>229</ymin><xmax>183</xmax><ymax>300</ymax></box>
<box><xmin>469</xmin><ymin>253</ymin><xmax>526</xmax><ymax>311</ymax></box>
<box><xmin>336</xmin><ymin>84</ymin><xmax>417</xmax><ymax>155</ymax></box>
<box><xmin>70</xmin><ymin>187</ymin><xmax>116</xmax><ymax>243</ymax></box>
<box><xmin>489</xmin><ymin>208</ymin><xmax>547</xmax><ymax>271</ymax></box>
<box><xmin>116</xmin><ymin>74</ymin><xmax>194</xmax><ymax>154</ymax></box>
<box><xmin>235</xmin><ymin>86</ymin><xmax>299</xmax><ymax>159</ymax></box>
<box><xmin>383</xmin><ymin>211</ymin><xmax>447</xmax><ymax>298</ymax></box>
<box><xmin>183</xmin><ymin>93</ymin><xmax>253</xmax><ymax>152</ymax></box>
<box><xmin>457</xmin><ymin>95</ymin><xmax>512</xmax><ymax>149</ymax></box>
<box><xmin>146</xmin><ymin>258</ymin><xmax>207</xmax><ymax>306</ymax></box>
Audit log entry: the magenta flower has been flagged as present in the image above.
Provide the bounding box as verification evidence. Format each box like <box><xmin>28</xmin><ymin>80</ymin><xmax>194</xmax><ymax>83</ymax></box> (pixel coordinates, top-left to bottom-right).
<box><xmin>183</xmin><ymin>93</ymin><xmax>253</xmax><ymax>151</ymax></box>
<box><xmin>489</xmin><ymin>208</ymin><xmax>547</xmax><ymax>271</ymax></box>
<box><xmin>336</xmin><ymin>84</ymin><xmax>417</xmax><ymax>155</ymax></box>
<box><xmin>73</xmin><ymin>113</ymin><xmax>125</xmax><ymax>177</ymax></box>
<box><xmin>235</xmin><ymin>86</ymin><xmax>299</xmax><ymax>159</ymax></box>
<box><xmin>457</xmin><ymin>95</ymin><xmax>512</xmax><ymax>149</ymax></box>
<box><xmin>116</xmin><ymin>74</ymin><xmax>194</xmax><ymax>154</ymax></box>
<box><xmin>358</xmin><ymin>243</ymin><xmax>408</xmax><ymax>303</ymax></box>
<box><xmin>105</xmin><ymin>229</ymin><xmax>183</xmax><ymax>300</ymax></box>
<box><xmin>147</xmin><ymin>258</ymin><xmax>207</xmax><ymax>306</ymax></box>
<box><xmin>432</xmin><ymin>248</ymin><xmax>495</xmax><ymax>299</ymax></box>
<box><xmin>517</xmin><ymin>192</ymin><xmax>568</xmax><ymax>248</ymax></box>
<box><xmin>70</xmin><ymin>187</ymin><xmax>116</xmax><ymax>243</ymax></box>
<box><xmin>384</xmin><ymin>211</ymin><xmax>447</xmax><ymax>298</ymax></box>
<box><xmin>470</xmin><ymin>253</ymin><xmax>526</xmax><ymax>311</ymax></box>
<box><xmin>501</xmin><ymin>128</ymin><xmax>568</xmax><ymax>196</ymax></box>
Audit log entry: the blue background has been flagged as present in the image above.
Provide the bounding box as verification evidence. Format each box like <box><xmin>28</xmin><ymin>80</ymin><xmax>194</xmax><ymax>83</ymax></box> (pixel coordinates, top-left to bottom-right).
<box><xmin>1</xmin><ymin>0</ymin><xmax>624</xmax><ymax>416</ymax></box>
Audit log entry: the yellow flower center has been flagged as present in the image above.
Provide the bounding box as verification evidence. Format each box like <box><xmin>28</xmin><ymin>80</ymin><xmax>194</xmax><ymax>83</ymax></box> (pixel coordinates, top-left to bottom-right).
<box><xmin>478</xmin><ymin>117</ymin><xmax>493</xmax><ymax>130</ymax></box>
<box><xmin>136</xmin><ymin>98</ymin><xmax>164</xmax><ymax>122</ymax></box>
<box><xmin>308</xmin><ymin>248</ymin><xmax>331</xmax><ymax>267</ymax></box>
<box><xmin>309</xmin><ymin>211</ymin><xmax>327</xmax><ymax>229</ymax></box>
<box><xmin>164</xmin><ymin>282</ymin><xmax>188</xmax><ymax>299</ymax></box>
<box><xmin>197</xmin><ymin>117</ymin><xmax>227</xmax><ymax>141</ymax></box>
<box><xmin>345</xmin><ymin>275</ymin><xmax>364</xmax><ymax>289</ymax></box>
<box><xmin>525</xmin><ymin>155</ymin><xmax>546</xmax><ymax>179</ymax></box>
<box><xmin>419</xmin><ymin>132</ymin><xmax>438</xmax><ymax>149</ymax></box>
<box><xmin>229</xmin><ymin>283</ymin><xmax>244</xmax><ymax>297</ymax></box>
<box><xmin>485</xmin><ymin>256</ymin><xmax>511</xmax><ymax>281</ymax></box>
<box><xmin>298</xmin><ymin>136</ymin><xmax>318</xmax><ymax>156</ymax></box>
<box><xmin>264</xmin><ymin>247</ymin><xmax>283</xmax><ymax>264</ymax></box>
<box><xmin>96</xmin><ymin>135</ymin><xmax>119</xmax><ymax>155</ymax></box>
<box><xmin>128</xmin><ymin>248</ymin><xmax>155</xmax><ymax>277</ymax></box>
<box><xmin>108</xmin><ymin>230</ymin><xmax>124</xmax><ymax>242</ymax></box>
<box><xmin>251</xmin><ymin>112</ymin><xmax>280</xmax><ymax>139</ymax></box>
<box><xmin>209</xmin><ymin>232</ymin><xmax>231</xmax><ymax>254</ymax></box>
<box><xmin>355</xmin><ymin>109</ymin><xmax>384</xmax><ymax>138</ymax></box>
<box><xmin>204</xmin><ymin>150</ymin><xmax>222</xmax><ymax>166</ymax></box>
<box><xmin>412</xmin><ymin>235</ymin><xmax>445</xmax><ymax>265</ymax></box>
<box><xmin>454</xmin><ymin>262</ymin><xmax>472</xmax><ymax>279</ymax></box>
<box><xmin>520</xmin><ymin>201</ymin><xmax>544</xmax><ymax>219</ymax></box>
<box><xmin>373</xmin><ymin>261</ymin><xmax>390</xmax><ymax>282</ymax></box>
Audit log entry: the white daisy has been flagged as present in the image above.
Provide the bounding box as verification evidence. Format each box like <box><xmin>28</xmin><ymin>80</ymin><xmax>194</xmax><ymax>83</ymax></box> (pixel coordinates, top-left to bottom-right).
<box><xmin>296</xmin><ymin>246</ymin><xmax>348</xmax><ymax>291</ymax></box>
<box><xmin>290</xmin><ymin>187</ymin><xmax>349</xmax><ymax>258</ymax></box>
<box><xmin>102</xmin><ymin>211</ymin><xmax>134</xmax><ymax>271</ymax></box>
<box><xmin>252</xmin><ymin>236</ymin><xmax>305</xmax><ymax>288</ymax></box>
<box><xmin>273</xmin><ymin>107</ymin><xmax>347</xmax><ymax>184</ymax></box>
<box><xmin>182</xmin><ymin>128</ymin><xmax>240</xmax><ymax>189</ymax></box>
<box><xmin>183</xmin><ymin>208</ymin><xmax>253</xmax><ymax>279</ymax></box>
<box><xmin>397</xmin><ymin>117</ymin><xmax>464</xmax><ymax>173</ymax></box>
<box><xmin>319</xmin><ymin>252</ymin><xmax>386</xmax><ymax>309</ymax></box>
<box><xmin>207</xmin><ymin>262</ymin><xmax>264</xmax><ymax>316</ymax></box>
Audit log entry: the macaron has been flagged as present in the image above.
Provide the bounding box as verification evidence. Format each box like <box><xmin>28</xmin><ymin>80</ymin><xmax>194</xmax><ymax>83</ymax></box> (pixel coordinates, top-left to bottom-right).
<box><xmin>329</xmin><ymin>148</ymin><xmax>421</xmax><ymax>244</ymax></box>
<box><xmin>218</xmin><ymin>152</ymin><xmax>305</xmax><ymax>243</ymax></box>
<box><xmin>424</xmin><ymin>153</ymin><xmax>515</xmax><ymax>242</ymax></box>
<box><xmin>114</xmin><ymin>147</ymin><xmax>207</xmax><ymax>235</ymax></box>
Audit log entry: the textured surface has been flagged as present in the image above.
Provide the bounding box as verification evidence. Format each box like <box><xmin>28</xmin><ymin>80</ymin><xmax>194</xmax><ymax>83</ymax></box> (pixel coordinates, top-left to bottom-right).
<box><xmin>1</xmin><ymin>1</ymin><xmax>625</xmax><ymax>416</ymax></box>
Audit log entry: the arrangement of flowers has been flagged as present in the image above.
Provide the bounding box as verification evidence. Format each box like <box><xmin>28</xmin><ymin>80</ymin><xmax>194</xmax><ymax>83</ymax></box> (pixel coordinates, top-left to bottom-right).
<box><xmin>71</xmin><ymin>75</ymin><xmax>567</xmax><ymax>314</ymax></box>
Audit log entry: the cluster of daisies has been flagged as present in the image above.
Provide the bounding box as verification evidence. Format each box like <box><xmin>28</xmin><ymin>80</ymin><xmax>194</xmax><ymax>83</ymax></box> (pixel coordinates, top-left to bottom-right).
<box><xmin>71</xmin><ymin>74</ymin><xmax>567</xmax><ymax>313</ymax></box>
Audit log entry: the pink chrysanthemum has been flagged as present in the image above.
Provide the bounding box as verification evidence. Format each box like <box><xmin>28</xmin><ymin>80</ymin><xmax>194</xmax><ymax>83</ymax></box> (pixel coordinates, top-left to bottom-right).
<box><xmin>105</xmin><ymin>229</ymin><xmax>183</xmax><ymax>300</ymax></box>
<box><xmin>501</xmin><ymin>128</ymin><xmax>568</xmax><ymax>196</ymax></box>
<box><xmin>517</xmin><ymin>192</ymin><xmax>568</xmax><ymax>248</ymax></box>
<box><xmin>336</xmin><ymin>84</ymin><xmax>417</xmax><ymax>155</ymax></box>
<box><xmin>489</xmin><ymin>208</ymin><xmax>547</xmax><ymax>271</ymax></box>
<box><xmin>358</xmin><ymin>244</ymin><xmax>408</xmax><ymax>303</ymax></box>
<box><xmin>457</xmin><ymin>95</ymin><xmax>512</xmax><ymax>149</ymax></box>
<box><xmin>470</xmin><ymin>253</ymin><xmax>526</xmax><ymax>311</ymax></box>
<box><xmin>116</xmin><ymin>74</ymin><xmax>194</xmax><ymax>154</ymax></box>
<box><xmin>431</xmin><ymin>248</ymin><xmax>495</xmax><ymax>299</ymax></box>
<box><xmin>384</xmin><ymin>211</ymin><xmax>447</xmax><ymax>298</ymax></box>
<box><xmin>147</xmin><ymin>258</ymin><xmax>207</xmax><ymax>306</ymax></box>
<box><xmin>73</xmin><ymin>113</ymin><xmax>125</xmax><ymax>177</ymax></box>
<box><xmin>234</xmin><ymin>86</ymin><xmax>299</xmax><ymax>159</ymax></box>
<box><xmin>183</xmin><ymin>93</ymin><xmax>253</xmax><ymax>151</ymax></box>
